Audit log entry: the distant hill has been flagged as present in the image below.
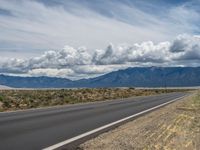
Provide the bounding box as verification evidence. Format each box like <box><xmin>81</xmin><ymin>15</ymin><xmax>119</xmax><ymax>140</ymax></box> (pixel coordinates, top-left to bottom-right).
<box><xmin>0</xmin><ymin>67</ymin><xmax>200</xmax><ymax>88</ymax></box>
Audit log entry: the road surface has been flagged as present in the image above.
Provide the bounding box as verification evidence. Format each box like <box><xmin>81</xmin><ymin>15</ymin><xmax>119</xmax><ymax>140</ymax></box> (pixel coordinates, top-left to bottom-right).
<box><xmin>0</xmin><ymin>92</ymin><xmax>187</xmax><ymax>150</ymax></box>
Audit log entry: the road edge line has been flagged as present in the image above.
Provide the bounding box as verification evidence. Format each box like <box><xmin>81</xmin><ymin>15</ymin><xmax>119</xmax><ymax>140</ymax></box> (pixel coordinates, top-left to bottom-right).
<box><xmin>43</xmin><ymin>94</ymin><xmax>188</xmax><ymax>150</ymax></box>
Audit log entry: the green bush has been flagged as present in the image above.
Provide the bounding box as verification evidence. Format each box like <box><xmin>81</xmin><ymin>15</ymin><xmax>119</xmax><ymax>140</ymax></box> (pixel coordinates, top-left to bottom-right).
<box><xmin>0</xmin><ymin>95</ymin><xmax>3</xmax><ymax>101</ymax></box>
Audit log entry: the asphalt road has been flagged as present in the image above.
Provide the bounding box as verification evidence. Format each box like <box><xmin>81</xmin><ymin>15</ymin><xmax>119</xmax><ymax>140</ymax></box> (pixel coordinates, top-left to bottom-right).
<box><xmin>0</xmin><ymin>92</ymin><xmax>187</xmax><ymax>150</ymax></box>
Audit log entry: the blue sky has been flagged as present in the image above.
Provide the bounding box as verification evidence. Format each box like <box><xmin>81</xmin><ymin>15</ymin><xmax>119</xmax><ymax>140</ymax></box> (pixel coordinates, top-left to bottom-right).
<box><xmin>0</xmin><ymin>0</ymin><xmax>200</xmax><ymax>79</ymax></box>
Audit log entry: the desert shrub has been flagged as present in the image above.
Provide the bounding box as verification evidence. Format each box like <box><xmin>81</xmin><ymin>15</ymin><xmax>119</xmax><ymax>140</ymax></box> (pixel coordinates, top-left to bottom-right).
<box><xmin>0</xmin><ymin>88</ymin><xmax>191</xmax><ymax>111</ymax></box>
<box><xmin>3</xmin><ymin>100</ymin><xmax>10</xmax><ymax>108</ymax></box>
<box><xmin>0</xmin><ymin>95</ymin><xmax>11</xmax><ymax>108</ymax></box>
<box><xmin>0</xmin><ymin>95</ymin><xmax>3</xmax><ymax>101</ymax></box>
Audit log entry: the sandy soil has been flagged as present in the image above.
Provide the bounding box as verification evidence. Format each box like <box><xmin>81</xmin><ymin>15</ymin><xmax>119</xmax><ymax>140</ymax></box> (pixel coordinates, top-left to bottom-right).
<box><xmin>79</xmin><ymin>91</ymin><xmax>200</xmax><ymax>150</ymax></box>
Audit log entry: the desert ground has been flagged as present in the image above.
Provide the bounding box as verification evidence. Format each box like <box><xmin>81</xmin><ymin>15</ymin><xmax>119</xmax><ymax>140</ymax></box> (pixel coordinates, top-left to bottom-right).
<box><xmin>0</xmin><ymin>88</ymin><xmax>189</xmax><ymax>112</ymax></box>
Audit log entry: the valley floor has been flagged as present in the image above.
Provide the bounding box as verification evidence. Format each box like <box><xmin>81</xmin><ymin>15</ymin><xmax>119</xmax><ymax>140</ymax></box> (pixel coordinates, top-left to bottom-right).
<box><xmin>78</xmin><ymin>91</ymin><xmax>200</xmax><ymax>150</ymax></box>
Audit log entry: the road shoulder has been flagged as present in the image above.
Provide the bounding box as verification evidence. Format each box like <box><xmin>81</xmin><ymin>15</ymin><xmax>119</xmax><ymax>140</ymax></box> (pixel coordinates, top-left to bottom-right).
<box><xmin>78</xmin><ymin>91</ymin><xmax>200</xmax><ymax>150</ymax></box>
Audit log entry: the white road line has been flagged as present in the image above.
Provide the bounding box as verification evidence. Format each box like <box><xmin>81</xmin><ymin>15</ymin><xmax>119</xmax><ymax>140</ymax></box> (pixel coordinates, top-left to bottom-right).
<box><xmin>43</xmin><ymin>95</ymin><xmax>188</xmax><ymax>150</ymax></box>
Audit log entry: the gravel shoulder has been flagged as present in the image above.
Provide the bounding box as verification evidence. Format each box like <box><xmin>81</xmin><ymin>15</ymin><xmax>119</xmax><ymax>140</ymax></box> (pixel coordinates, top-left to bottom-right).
<box><xmin>79</xmin><ymin>91</ymin><xmax>200</xmax><ymax>150</ymax></box>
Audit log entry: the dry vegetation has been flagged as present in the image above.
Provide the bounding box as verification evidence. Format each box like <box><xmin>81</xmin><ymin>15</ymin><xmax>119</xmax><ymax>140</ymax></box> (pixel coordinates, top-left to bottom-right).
<box><xmin>0</xmin><ymin>88</ymin><xmax>189</xmax><ymax>112</ymax></box>
<box><xmin>79</xmin><ymin>91</ymin><xmax>200</xmax><ymax>150</ymax></box>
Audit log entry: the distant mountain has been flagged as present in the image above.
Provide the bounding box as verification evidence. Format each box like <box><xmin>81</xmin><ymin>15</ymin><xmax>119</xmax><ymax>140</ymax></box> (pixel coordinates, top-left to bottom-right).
<box><xmin>0</xmin><ymin>75</ymin><xmax>74</xmax><ymax>88</ymax></box>
<box><xmin>1</xmin><ymin>67</ymin><xmax>200</xmax><ymax>88</ymax></box>
<box><xmin>79</xmin><ymin>67</ymin><xmax>200</xmax><ymax>87</ymax></box>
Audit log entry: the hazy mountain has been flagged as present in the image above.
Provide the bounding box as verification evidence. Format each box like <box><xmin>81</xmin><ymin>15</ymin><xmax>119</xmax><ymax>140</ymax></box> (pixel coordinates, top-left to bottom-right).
<box><xmin>79</xmin><ymin>67</ymin><xmax>200</xmax><ymax>87</ymax></box>
<box><xmin>0</xmin><ymin>67</ymin><xmax>200</xmax><ymax>88</ymax></box>
<box><xmin>0</xmin><ymin>75</ymin><xmax>74</xmax><ymax>88</ymax></box>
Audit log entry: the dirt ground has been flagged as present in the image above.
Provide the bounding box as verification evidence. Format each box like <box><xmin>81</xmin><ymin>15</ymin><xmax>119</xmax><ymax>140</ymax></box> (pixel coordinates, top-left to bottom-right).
<box><xmin>79</xmin><ymin>91</ymin><xmax>200</xmax><ymax>150</ymax></box>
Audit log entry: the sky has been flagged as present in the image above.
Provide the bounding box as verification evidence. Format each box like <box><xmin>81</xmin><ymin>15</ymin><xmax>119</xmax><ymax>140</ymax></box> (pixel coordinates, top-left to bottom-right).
<box><xmin>0</xmin><ymin>0</ymin><xmax>200</xmax><ymax>80</ymax></box>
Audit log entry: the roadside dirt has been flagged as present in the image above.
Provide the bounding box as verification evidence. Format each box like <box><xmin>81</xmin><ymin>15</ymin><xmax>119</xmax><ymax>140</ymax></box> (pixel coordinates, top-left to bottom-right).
<box><xmin>78</xmin><ymin>91</ymin><xmax>200</xmax><ymax>150</ymax></box>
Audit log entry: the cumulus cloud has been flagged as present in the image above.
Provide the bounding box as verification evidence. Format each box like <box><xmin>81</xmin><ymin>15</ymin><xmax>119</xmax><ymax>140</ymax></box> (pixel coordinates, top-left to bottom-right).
<box><xmin>0</xmin><ymin>34</ymin><xmax>200</xmax><ymax>79</ymax></box>
<box><xmin>93</xmin><ymin>42</ymin><xmax>171</xmax><ymax>65</ymax></box>
<box><xmin>170</xmin><ymin>34</ymin><xmax>200</xmax><ymax>60</ymax></box>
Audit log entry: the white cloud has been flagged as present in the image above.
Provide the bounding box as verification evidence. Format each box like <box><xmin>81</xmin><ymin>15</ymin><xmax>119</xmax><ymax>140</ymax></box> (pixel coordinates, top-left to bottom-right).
<box><xmin>170</xmin><ymin>34</ymin><xmax>200</xmax><ymax>60</ymax></box>
<box><xmin>0</xmin><ymin>34</ymin><xmax>200</xmax><ymax>79</ymax></box>
<box><xmin>28</xmin><ymin>68</ymin><xmax>74</xmax><ymax>78</ymax></box>
<box><xmin>93</xmin><ymin>42</ymin><xmax>171</xmax><ymax>65</ymax></box>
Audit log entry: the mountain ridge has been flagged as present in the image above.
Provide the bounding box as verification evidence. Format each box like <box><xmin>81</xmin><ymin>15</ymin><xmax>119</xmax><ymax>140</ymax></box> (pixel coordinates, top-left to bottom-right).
<box><xmin>0</xmin><ymin>67</ymin><xmax>200</xmax><ymax>88</ymax></box>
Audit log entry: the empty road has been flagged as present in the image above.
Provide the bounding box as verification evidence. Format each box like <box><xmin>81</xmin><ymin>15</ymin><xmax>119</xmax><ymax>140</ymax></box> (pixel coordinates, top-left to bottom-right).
<box><xmin>0</xmin><ymin>92</ymin><xmax>187</xmax><ymax>150</ymax></box>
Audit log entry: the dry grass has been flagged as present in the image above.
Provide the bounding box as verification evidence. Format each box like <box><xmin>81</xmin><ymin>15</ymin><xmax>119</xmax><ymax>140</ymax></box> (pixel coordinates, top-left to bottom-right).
<box><xmin>0</xmin><ymin>88</ymin><xmax>190</xmax><ymax>112</ymax></box>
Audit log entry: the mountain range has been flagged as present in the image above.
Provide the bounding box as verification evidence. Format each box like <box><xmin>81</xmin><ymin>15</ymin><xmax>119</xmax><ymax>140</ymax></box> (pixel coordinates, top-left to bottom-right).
<box><xmin>0</xmin><ymin>67</ymin><xmax>200</xmax><ymax>88</ymax></box>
